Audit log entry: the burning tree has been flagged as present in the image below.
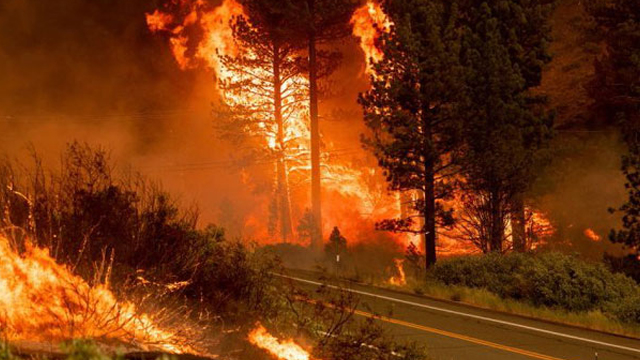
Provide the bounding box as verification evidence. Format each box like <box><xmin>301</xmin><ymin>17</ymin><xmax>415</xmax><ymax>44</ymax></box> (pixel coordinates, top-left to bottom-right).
<box><xmin>359</xmin><ymin>0</ymin><xmax>465</xmax><ymax>267</ymax></box>
<box><xmin>216</xmin><ymin>1</ymin><xmax>309</xmax><ymax>241</ymax></box>
<box><xmin>289</xmin><ymin>0</ymin><xmax>360</xmax><ymax>249</ymax></box>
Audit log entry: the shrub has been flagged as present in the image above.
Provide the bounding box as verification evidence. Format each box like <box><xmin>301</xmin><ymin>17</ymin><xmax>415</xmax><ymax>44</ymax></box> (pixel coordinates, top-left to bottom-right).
<box><xmin>0</xmin><ymin>143</ymin><xmax>278</xmax><ymax>320</ymax></box>
<box><xmin>430</xmin><ymin>252</ymin><xmax>640</xmax><ymax>321</ymax></box>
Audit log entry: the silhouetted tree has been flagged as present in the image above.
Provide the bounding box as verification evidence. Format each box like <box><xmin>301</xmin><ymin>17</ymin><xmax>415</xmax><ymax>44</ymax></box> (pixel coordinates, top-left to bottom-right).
<box><xmin>458</xmin><ymin>3</ymin><xmax>553</xmax><ymax>252</ymax></box>
<box><xmin>586</xmin><ymin>0</ymin><xmax>639</xmax><ymax>127</ymax></box>
<box><xmin>290</xmin><ymin>0</ymin><xmax>359</xmax><ymax>250</ymax></box>
<box><xmin>359</xmin><ymin>0</ymin><xmax>465</xmax><ymax>268</ymax></box>
<box><xmin>456</xmin><ymin>0</ymin><xmax>555</xmax><ymax>252</ymax></box>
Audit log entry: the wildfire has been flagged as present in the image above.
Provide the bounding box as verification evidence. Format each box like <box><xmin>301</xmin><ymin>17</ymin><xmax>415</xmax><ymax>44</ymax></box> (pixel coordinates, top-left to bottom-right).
<box><xmin>0</xmin><ymin>236</ymin><xmax>196</xmax><ymax>354</ymax></box>
<box><xmin>248</xmin><ymin>324</ymin><xmax>311</xmax><ymax>360</ymax></box>
<box><xmin>147</xmin><ymin>0</ymin><xmax>402</xmax><ymax>245</ymax></box>
<box><xmin>350</xmin><ymin>1</ymin><xmax>392</xmax><ymax>75</ymax></box>
<box><xmin>146</xmin><ymin>0</ymin><xmax>243</xmax><ymax>73</ymax></box>
<box><xmin>584</xmin><ymin>228</ymin><xmax>601</xmax><ymax>242</ymax></box>
<box><xmin>388</xmin><ymin>258</ymin><xmax>406</xmax><ymax>286</ymax></box>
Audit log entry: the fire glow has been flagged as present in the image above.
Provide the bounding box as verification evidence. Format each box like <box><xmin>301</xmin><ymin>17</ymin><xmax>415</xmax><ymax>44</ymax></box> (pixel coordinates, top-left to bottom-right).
<box><xmin>249</xmin><ymin>324</ymin><xmax>311</xmax><ymax>360</ymax></box>
<box><xmin>0</xmin><ymin>236</ymin><xmax>196</xmax><ymax>354</ymax></box>
<box><xmin>350</xmin><ymin>1</ymin><xmax>392</xmax><ymax>74</ymax></box>
<box><xmin>146</xmin><ymin>0</ymin><xmax>555</xmax><ymax>253</ymax></box>
<box><xmin>388</xmin><ymin>258</ymin><xmax>406</xmax><ymax>286</ymax></box>
<box><xmin>584</xmin><ymin>228</ymin><xmax>601</xmax><ymax>242</ymax></box>
<box><xmin>146</xmin><ymin>0</ymin><xmax>404</xmax><ymax>245</ymax></box>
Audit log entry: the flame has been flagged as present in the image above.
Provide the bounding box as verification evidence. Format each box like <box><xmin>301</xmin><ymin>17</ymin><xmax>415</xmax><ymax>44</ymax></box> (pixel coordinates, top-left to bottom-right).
<box><xmin>248</xmin><ymin>324</ymin><xmax>311</xmax><ymax>360</ymax></box>
<box><xmin>388</xmin><ymin>258</ymin><xmax>406</xmax><ymax>286</ymax></box>
<box><xmin>146</xmin><ymin>10</ymin><xmax>174</xmax><ymax>32</ymax></box>
<box><xmin>350</xmin><ymin>1</ymin><xmax>392</xmax><ymax>75</ymax></box>
<box><xmin>584</xmin><ymin>228</ymin><xmax>601</xmax><ymax>242</ymax></box>
<box><xmin>148</xmin><ymin>0</ymin><xmax>403</xmax><ymax>246</ymax></box>
<box><xmin>0</xmin><ymin>236</ymin><xmax>196</xmax><ymax>354</ymax></box>
<box><xmin>146</xmin><ymin>0</ymin><xmax>243</xmax><ymax>72</ymax></box>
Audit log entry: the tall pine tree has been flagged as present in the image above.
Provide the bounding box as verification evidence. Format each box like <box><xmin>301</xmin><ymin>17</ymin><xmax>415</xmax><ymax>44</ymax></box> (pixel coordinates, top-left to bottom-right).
<box><xmin>359</xmin><ymin>0</ymin><xmax>464</xmax><ymax>267</ymax></box>
<box><xmin>458</xmin><ymin>3</ymin><xmax>553</xmax><ymax>252</ymax></box>
<box><xmin>216</xmin><ymin>0</ymin><xmax>307</xmax><ymax>242</ymax></box>
<box><xmin>291</xmin><ymin>0</ymin><xmax>358</xmax><ymax>250</ymax></box>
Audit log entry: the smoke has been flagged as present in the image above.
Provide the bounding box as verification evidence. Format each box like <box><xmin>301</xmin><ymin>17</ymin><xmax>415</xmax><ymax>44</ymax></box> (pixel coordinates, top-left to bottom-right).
<box><xmin>535</xmin><ymin>131</ymin><xmax>628</xmax><ymax>259</ymax></box>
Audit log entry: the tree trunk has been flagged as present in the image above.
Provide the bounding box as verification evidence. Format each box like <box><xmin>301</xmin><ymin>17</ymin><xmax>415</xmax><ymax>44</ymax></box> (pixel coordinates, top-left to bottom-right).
<box><xmin>308</xmin><ymin>3</ymin><xmax>322</xmax><ymax>250</ymax></box>
<box><xmin>489</xmin><ymin>191</ymin><xmax>503</xmax><ymax>252</ymax></box>
<box><xmin>511</xmin><ymin>194</ymin><xmax>526</xmax><ymax>252</ymax></box>
<box><xmin>424</xmin><ymin>169</ymin><xmax>437</xmax><ymax>268</ymax></box>
<box><xmin>274</xmin><ymin>44</ymin><xmax>293</xmax><ymax>241</ymax></box>
<box><xmin>423</xmin><ymin>109</ymin><xmax>436</xmax><ymax>268</ymax></box>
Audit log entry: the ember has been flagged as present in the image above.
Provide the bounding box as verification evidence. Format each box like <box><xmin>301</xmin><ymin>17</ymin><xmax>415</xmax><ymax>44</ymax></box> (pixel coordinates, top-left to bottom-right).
<box><xmin>584</xmin><ymin>228</ymin><xmax>601</xmax><ymax>242</ymax></box>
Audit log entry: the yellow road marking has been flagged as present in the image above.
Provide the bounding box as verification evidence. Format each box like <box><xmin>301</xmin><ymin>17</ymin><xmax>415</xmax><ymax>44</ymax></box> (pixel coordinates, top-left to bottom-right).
<box><xmin>352</xmin><ymin>308</ymin><xmax>567</xmax><ymax>360</ymax></box>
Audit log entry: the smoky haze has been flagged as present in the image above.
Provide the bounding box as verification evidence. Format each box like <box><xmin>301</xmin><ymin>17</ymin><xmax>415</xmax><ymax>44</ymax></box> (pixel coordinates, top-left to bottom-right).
<box><xmin>0</xmin><ymin>0</ymin><xmax>243</xmax><ymax>230</ymax></box>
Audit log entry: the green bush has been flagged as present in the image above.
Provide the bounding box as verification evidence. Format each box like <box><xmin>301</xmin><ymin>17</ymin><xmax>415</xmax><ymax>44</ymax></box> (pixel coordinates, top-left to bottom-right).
<box><xmin>61</xmin><ymin>340</ymin><xmax>118</xmax><ymax>360</ymax></box>
<box><xmin>430</xmin><ymin>252</ymin><xmax>640</xmax><ymax>322</ymax></box>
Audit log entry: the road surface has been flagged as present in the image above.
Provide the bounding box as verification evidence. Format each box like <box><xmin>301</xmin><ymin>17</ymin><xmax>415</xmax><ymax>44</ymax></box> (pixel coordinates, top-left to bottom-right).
<box><xmin>278</xmin><ymin>270</ymin><xmax>640</xmax><ymax>360</ymax></box>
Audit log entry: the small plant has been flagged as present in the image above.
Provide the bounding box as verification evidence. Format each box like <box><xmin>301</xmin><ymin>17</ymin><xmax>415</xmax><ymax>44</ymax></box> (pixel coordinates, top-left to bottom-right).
<box><xmin>61</xmin><ymin>340</ymin><xmax>116</xmax><ymax>360</ymax></box>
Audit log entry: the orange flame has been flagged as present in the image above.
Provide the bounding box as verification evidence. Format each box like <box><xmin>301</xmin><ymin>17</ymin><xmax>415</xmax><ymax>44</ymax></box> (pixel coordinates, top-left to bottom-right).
<box><xmin>388</xmin><ymin>258</ymin><xmax>406</xmax><ymax>286</ymax></box>
<box><xmin>146</xmin><ymin>10</ymin><xmax>174</xmax><ymax>32</ymax></box>
<box><xmin>0</xmin><ymin>236</ymin><xmax>196</xmax><ymax>353</ymax></box>
<box><xmin>148</xmin><ymin>0</ymin><xmax>404</xmax><ymax>245</ymax></box>
<box><xmin>351</xmin><ymin>1</ymin><xmax>392</xmax><ymax>75</ymax></box>
<box><xmin>248</xmin><ymin>324</ymin><xmax>311</xmax><ymax>360</ymax></box>
<box><xmin>146</xmin><ymin>0</ymin><xmax>243</xmax><ymax>72</ymax></box>
<box><xmin>584</xmin><ymin>228</ymin><xmax>601</xmax><ymax>242</ymax></box>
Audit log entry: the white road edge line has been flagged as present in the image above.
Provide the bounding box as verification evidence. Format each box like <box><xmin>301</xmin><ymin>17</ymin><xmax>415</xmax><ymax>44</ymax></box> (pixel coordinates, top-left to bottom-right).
<box><xmin>275</xmin><ymin>273</ymin><xmax>640</xmax><ymax>354</ymax></box>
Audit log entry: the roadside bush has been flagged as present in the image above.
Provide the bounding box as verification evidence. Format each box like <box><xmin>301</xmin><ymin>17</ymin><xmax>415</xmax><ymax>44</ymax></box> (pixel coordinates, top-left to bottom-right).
<box><xmin>430</xmin><ymin>252</ymin><xmax>640</xmax><ymax>320</ymax></box>
<box><xmin>0</xmin><ymin>142</ymin><xmax>278</xmax><ymax>320</ymax></box>
<box><xmin>610</xmin><ymin>295</ymin><xmax>640</xmax><ymax>323</ymax></box>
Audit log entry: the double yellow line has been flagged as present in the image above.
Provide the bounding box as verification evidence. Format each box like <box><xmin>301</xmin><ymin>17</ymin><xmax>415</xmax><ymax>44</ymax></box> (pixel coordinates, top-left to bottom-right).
<box><xmin>301</xmin><ymin>295</ymin><xmax>564</xmax><ymax>360</ymax></box>
<box><xmin>351</xmin><ymin>308</ymin><xmax>566</xmax><ymax>360</ymax></box>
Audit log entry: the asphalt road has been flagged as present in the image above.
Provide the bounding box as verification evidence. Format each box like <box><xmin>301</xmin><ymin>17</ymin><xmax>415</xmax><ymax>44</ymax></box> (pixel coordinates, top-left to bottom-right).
<box><xmin>279</xmin><ymin>270</ymin><xmax>640</xmax><ymax>360</ymax></box>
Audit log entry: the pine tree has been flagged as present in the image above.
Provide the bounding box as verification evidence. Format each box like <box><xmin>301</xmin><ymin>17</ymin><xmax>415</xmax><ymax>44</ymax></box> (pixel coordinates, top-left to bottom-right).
<box><xmin>291</xmin><ymin>0</ymin><xmax>359</xmax><ymax>250</ymax></box>
<box><xmin>459</xmin><ymin>0</ymin><xmax>555</xmax><ymax>252</ymax></box>
<box><xmin>589</xmin><ymin>0</ymin><xmax>640</xmax><ymax>251</ymax></box>
<box><xmin>458</xmin><ymin>3</ymin><xmax>553</xmax><ymax>252</ymax></box>
<box><xmin>216</xmin><ymin>1</ymin><xmax>307</xmax><ymax>242</ymax></box>
<box><xmin>359</xmin><ymin>0</ymin><xmax>464</xmax><ymax>268</ymax></box>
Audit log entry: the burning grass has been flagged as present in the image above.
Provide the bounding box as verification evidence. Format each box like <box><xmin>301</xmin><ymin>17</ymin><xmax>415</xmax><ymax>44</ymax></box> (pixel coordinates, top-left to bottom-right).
<box><xmin>0</xmin><ymin>235</ymin><xmax>203</xmax><ymax>354</ymax></box>
<box><xmin>248</xmin><ymin>324</ymin><xmax>311</xmax><ymax>360</ymax></box>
